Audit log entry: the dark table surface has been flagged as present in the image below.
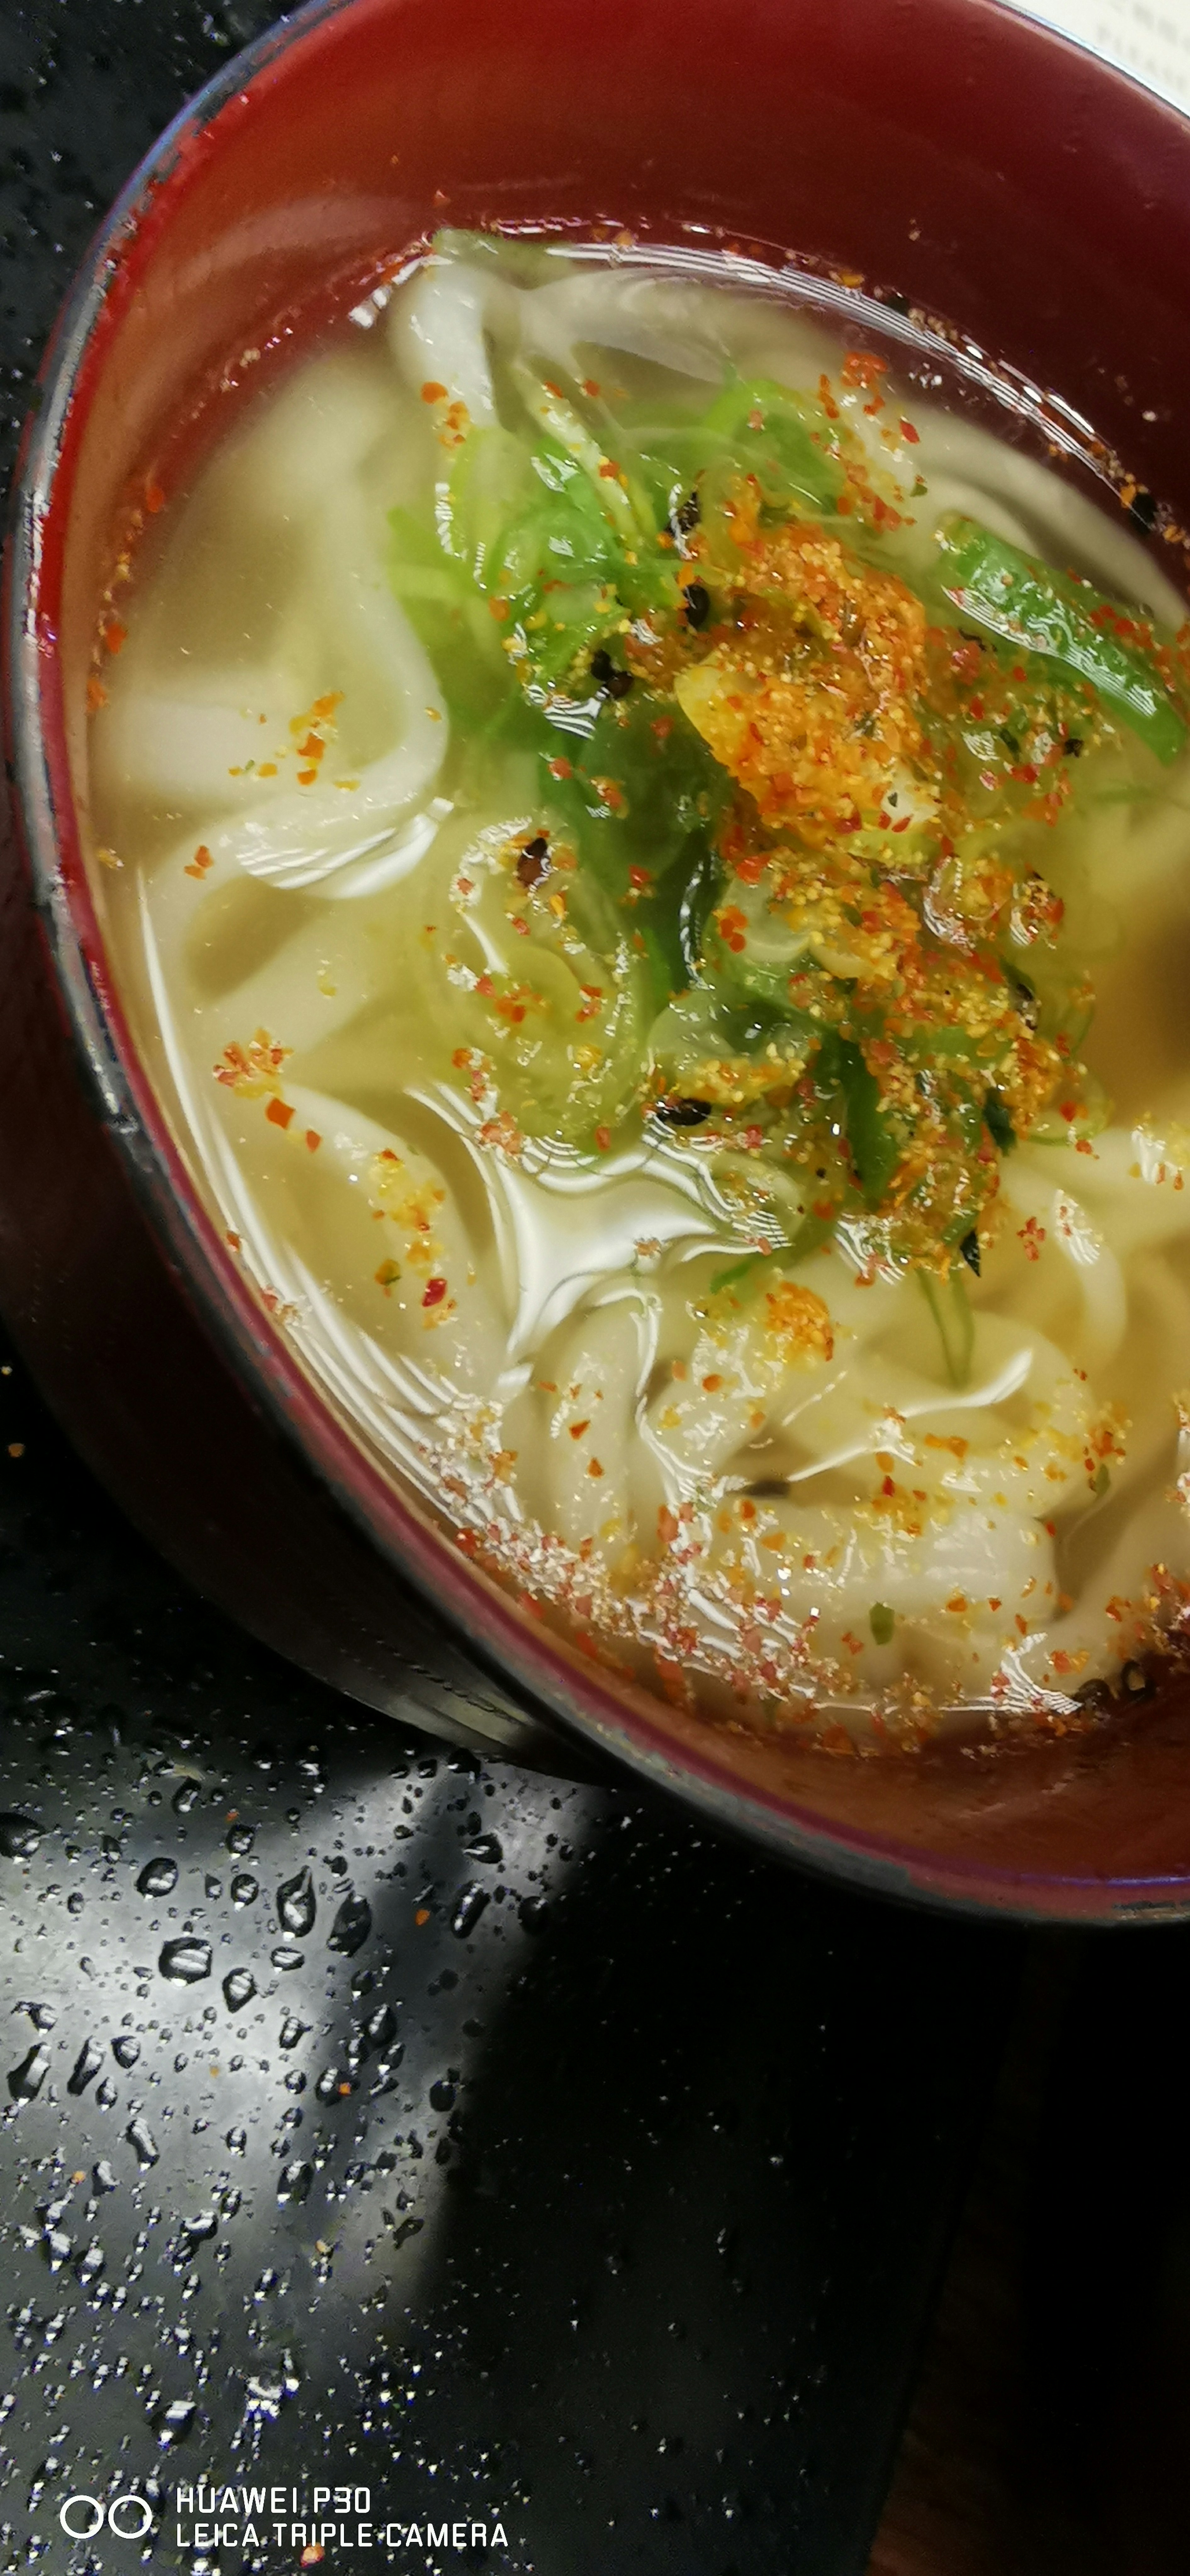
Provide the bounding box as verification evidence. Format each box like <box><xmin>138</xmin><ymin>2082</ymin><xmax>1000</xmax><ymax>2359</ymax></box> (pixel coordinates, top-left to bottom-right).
<box><xmin>2</xmin><ymin>7</ymin><xmax>1170</xmax><ymax>2574</ymax></box>
<box><xmin>0</xmin><ymin>1313</ymin><xmax>1016</xmax><ymax>2576</ymax></box>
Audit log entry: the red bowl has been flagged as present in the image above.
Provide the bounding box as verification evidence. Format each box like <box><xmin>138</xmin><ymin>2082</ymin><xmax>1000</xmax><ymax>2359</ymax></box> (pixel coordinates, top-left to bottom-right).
<box><xmin>6</xmin><ymin>0</ymin><xmax>1190</xmax><ymax>1919</ymax></box>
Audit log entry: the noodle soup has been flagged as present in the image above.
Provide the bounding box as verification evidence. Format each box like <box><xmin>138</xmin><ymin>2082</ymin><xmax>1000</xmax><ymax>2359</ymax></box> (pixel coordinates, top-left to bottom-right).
<box><xmin>88</xmin><ymin>232</ymin><xmax>1190</xmax><ymax>1746</ymax></box>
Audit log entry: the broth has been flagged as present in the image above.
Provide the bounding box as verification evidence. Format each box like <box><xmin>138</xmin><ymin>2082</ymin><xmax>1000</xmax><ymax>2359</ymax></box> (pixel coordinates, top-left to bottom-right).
<box><xmin>89</xmin><ymin>232</ymin><xmax>1190</xmax><ymax>1745</ymax></box>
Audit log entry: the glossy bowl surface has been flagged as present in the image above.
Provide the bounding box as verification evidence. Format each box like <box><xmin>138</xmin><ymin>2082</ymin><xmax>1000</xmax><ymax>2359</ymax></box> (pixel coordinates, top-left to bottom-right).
<box><xmin>7</xmin><ymin>0</ymin><xmax>1190</xmax><ymax>1919</ymax></box>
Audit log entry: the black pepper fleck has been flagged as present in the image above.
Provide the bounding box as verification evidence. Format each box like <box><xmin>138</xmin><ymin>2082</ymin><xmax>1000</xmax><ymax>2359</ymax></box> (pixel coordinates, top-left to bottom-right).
<box><xmin>516</xmin><ymin>834</ymin><xmax>550</xmax><ymax>888</ymax></box>
<box><xmin>656</xmin><ymin>1097</ymin><xmax>712</xmax><ymax>1127</ymax></box>
<box><xmin>590</xmin><ymin>647</ymin><xmax>633</xmax><ymax>698</ymax></box>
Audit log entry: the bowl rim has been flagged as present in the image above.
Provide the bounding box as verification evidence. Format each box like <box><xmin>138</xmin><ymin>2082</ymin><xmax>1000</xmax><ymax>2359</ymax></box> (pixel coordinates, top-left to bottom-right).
<box><xmin>8</xmin><ymin>0</ymin><xmax>1190</xmax><ymax>1925</ymax></box>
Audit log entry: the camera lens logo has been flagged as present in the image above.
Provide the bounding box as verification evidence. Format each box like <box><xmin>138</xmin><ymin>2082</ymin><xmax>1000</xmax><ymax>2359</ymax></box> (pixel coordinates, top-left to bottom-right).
<box><xmin>60</xmin><ymin>2494</ymin><xmax>153</xmax><ymax>2540</ymax></box>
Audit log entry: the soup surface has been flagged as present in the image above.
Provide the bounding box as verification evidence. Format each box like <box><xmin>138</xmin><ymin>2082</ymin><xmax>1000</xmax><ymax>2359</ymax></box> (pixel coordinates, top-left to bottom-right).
<box><xmin>89</xmin><ymin>232</ymin><xmax>1190</xmax><ymax>1745</ymax></box>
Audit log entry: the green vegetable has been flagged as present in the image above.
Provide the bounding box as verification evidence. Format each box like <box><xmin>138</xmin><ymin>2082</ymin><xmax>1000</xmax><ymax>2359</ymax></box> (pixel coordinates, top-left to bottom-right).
<box><xmin>510</xmin><ymin>362</ymin><xmax>653</xmax><ymax>547</ymax></box>
<box><xmin>703</xmin><ymin>871</ymin><xmax>816</xmax><ymax>1006</ymax></box>
<box><xmin>679</xmin><ymin>843</ymin><xmax>722</xmax><ymax>983</ymax></box>
<box><xmin>437</xmin><ymin>416</ymin><xmax>671</xmax><ymax>695</ymax></box>
<box><xmin>696</xmin><ymin>377</ymin><xmax>846</xmax><ymax>518</ymax></box>
<box><xmin>709</xmin><ymin>1250</ymin><xmax>776</xmax><ymax>1298</ymax></box>
<box><xmin>937</xmin><ymin>514</ymin><xmax>1187</xmax><ymax>766</ymax></box>
<box><xmin>982</xmin><ymin>1089</ymin><xmax>1016</xmax><ymax>1154</ymax></box>
<box><xmin>429</xmin><ymin>850</ymin><xmax>650</xmax><ymax>1152</ymax></box>
<box><xmin>437</xmin><ymin>424</ymin><xmax>535</xmax><ymax>582</ymax></box>
<box><xmin>648</xmin><ymin>985</ymin><xmax>812</xmax><ymax>1102</ymax></box>
<box><xmin>619</xmin><ymin>375</ymin><xmax>845</xmax><ymax>528</ymax></box>
<box><xmin>543</xmin><ymin>691</ymin><xmax>723</xmax><ymax>895</ymax></box>
<box><xmin>700</xmin><ymin>1151</ymin><xmax>819</xmax><ymax>1255</ymax></box>
<box><xmin>388</xmin><ymin>506</ymin><xmax>508</xmax><ymax>726</ymax></box>
<box><xmin>869</xmin><ymin>1602</ymin><xmax>896</xmax><ymax>1646</ymax></box>
<box><xmin>833</xmin><ymin>1037</ymin><xmax>899</xmax><ymax>1205</ymax></box>
<box><xmin>919</xmin><ymin>1268</ymin><xmax>975</xmax><ymax>1390</ymax></box>
<box><xmin>413</xmin><ymin>236</ymin><xmax>1176</xmax><ymax>1282</ymax></box>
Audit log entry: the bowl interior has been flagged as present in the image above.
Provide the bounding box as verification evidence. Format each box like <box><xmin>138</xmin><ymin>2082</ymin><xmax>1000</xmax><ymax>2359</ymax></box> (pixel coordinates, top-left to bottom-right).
<box><xmin>16</xmin><ymin>0</ymin><xmax>1190</xmax><ymax>1917</ymax></box>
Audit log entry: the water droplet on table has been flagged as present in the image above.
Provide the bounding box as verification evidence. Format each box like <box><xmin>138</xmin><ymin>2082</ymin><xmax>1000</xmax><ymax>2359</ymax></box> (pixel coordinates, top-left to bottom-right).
<box><xmin>126</xmin><ymin>2113</ymin><xmax>159</xmax><ymax>2168</ymax></box>
<box><xmin>244</xmin><ymin>2362</ymin><xmax>297</xmax><ymax>2422</ymax></box>
<box><xmin>0</xmin><ymin>1813</ymin><xmax>40</xmax><ymax>1860</ymax></box>
<box><xmin>152</xmin><ymin>2396</ymin><xmax>196</xmax><ymax>2448</ymax></box>
<box><xmin>223</xmin><ymin>1969</ymin><xmax>256</xmax><ymax>2012</ymax></box>
<box><xmin>7</xmin><ymin>2044</ymin><xmax>48</xmax><ymax>2101</ymax></box>
<box><xmin>277</xmin><ymin>1865</ymin><xmax>316</xmax><ymax>1937</ymax></box>
<box><xmin>451</xmin><ymin>1882</ymin><xmax>489</xmax><ymax>1938</ymax></box>
<box><xmin>159</xmin><ymin>1937</ymin><xmax>211</xmax><ymax>1985</ymax></box>
<box><xmin>327</xmin><ymin>1892</ymin><xmax>371</xmax><ymax>1956</ymax></box>
<box><xmin>179</xmin><ymin>2211</ymin><xmax>217</xmax><ymax>2253</ymax></box>
<box><xmin>462</xmin><ymin>1831</ymin><xmax>504</xmax><ymax>1866</ymax></box>
<box><xmin>137</xmin><ymin>1857</ymin><xmax>178</xmax><ymax>1897</ymax></box>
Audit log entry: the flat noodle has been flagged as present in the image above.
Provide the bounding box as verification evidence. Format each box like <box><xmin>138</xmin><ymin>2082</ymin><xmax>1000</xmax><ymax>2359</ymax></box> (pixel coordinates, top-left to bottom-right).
<box><xmin>88</xmin><ymin>238</ymin><xmax>1190</xmax><ymax>1743</ymax></box>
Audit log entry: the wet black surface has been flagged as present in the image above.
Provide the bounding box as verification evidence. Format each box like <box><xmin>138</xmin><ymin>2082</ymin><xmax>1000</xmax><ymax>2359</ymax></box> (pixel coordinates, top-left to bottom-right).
<box><xmin>0</xmin><ymin>7</ymin><xmax>1020</xmax><ymax>2571</ymax></box>
<box><xmin>0</xmin><ymin>1333</ymin><xmax>1017</xmax><ymax>2573</ymax></box>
